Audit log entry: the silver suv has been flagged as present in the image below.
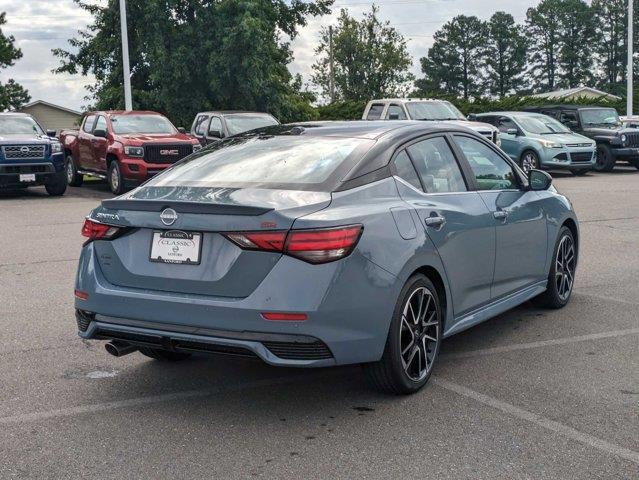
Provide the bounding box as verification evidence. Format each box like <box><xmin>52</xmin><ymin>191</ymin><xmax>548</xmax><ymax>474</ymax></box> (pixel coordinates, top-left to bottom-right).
<box><xmin>363</xmin><ymin>98</ymin><xmax>500</xmax><ymax>146</ymax></box>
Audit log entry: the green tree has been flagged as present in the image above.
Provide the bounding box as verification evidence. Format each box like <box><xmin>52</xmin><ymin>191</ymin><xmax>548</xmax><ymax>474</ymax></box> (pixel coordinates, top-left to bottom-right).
<box><xmin>483</xmin><ymin>12</ymin><xmax>527</xmax><ymax>98</ymax></box>
<box><xmin>557</xmin><ymin>0</ymin><xmax>597</xmax><ymax>88</ymax></box>
<box><xmin>53</xmin><ymin>0</ymin><xmax>331</xmax><ymax>125</ymax></box>
<box><xmin>0</xmin><ymin>12</ymin><xmax>30</xmax><ymax>110</ymax></box>
<box><xmin>526</xmin><ymin>1</ymin><xmax>562</xmax><ymax>90</ymax></box>
<box><xmin>415</xmin><ymin>15</ymin><xmax>486</xmax><ymax>100</ymax></box>
<box><xmin>311</xmin><ymin>7</ymin><xmax>413</xmax><ymax>102</ymax></box>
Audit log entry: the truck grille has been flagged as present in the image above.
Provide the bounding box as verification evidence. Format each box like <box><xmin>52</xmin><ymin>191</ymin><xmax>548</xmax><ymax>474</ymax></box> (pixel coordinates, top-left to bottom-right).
<box><xmin>2</xmin><ymin>145</ymin><xmax>46</xmax><ymax>160</ymax></box>
<box><xmin>570</xmin><ymin>152</ymin><xmax>594</xmax><ymax>163</ymax></box>
<box><xmin>478</xmin><ymin>130</ymin><xmax>498</xmax><ymax>144</ymax></box>
<box><xmin>625</xmin><ymin>132</ymin><xmax>639</xmax><ymax>148</ymax></box>
<box><xmin>143</xmin><ymin>144</ymin><xmax>193</xmax><ymax>164</ymax></box>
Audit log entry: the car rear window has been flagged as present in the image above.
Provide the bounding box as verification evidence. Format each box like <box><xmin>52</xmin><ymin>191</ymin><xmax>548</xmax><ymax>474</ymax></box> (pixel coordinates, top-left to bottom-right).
<box><xmin>144</xmin><ymin>134</ymin><xmax>374</xmax><ymax>191</ymax></box>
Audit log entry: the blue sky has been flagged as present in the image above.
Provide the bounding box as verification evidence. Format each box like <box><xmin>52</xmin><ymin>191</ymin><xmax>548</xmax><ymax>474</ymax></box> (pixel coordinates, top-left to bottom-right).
<box><xmin>0</xmin><ymin>0</ymin><xmax>542</xmax><ymax>111</ymax></box>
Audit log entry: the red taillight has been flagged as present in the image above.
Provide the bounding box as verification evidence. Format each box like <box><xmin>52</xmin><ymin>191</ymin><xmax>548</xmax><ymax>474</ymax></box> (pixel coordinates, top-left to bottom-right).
<box><xmin>224</xmin><ymin>225</ymin><xmax>362</xmax><ymax>264</ymax></box>
<box><xmin>81</xmin><ymin>219</ymin><xmax>121</xmax><ymax>242</ymax></box>
<box><xmin>261</xmin><ymin>312</ymin><xmax>308</xmax><ymax>321</ymax></box>
<box><xmin>224</xmin><ymin>231</ymin><xmax>287</xmax><ymax>252</ymax></box>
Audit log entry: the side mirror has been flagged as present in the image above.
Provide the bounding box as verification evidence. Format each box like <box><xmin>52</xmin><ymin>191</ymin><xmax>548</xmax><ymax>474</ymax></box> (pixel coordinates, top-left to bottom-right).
<box><xmin>177</xmin><ymin>127</ymin><xmax>186</xmax><ymax>134</ymax></box>
<box><xmin>46</xmin><ymin>129</ymin><xmax>57</xmax><ymax>138</ymax></box>
<box><xmin>93</xmin><ymin>128</ymin><xmax>107</xmax><ymax>138</ymax></box>
<box><xmin>528</xmin><ymin>169</ymin><xmax>552</xmax><ymax>191</ymax></box>
<box><xmin>506</xmin><ymin>128</ymin><xmax>518</xmax><ymax>136</ymax></box>
<box><xmin>208</xmin><ymin>130</ymin><xmax>223</xmax><ymax>139</ymax></box>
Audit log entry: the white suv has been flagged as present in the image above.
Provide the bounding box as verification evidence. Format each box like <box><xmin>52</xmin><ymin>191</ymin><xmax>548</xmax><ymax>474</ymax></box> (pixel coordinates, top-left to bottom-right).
<box><xmin>363</xmin><ymin>98</ymin><xmax>500</xmax><ymax>146</ymax></box>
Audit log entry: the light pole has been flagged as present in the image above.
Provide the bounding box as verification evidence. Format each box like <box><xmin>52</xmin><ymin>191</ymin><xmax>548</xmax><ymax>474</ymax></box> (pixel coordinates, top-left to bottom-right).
<box><xmin>119</xmin><ymin>0</ymin><xmax>133</xmax><ymax>111</ymax></box>
<box><xmin>628</xmin><ymin>0</ymin><xmax>634</xmax><ymax>116</ymax></box>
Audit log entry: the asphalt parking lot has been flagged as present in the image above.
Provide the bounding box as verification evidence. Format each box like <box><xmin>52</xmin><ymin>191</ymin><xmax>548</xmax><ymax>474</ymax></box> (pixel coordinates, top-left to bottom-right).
<box><xmin>0</xmin><ymin>170</ymin><xmax>638</xmax><ymax>479</ymax></box>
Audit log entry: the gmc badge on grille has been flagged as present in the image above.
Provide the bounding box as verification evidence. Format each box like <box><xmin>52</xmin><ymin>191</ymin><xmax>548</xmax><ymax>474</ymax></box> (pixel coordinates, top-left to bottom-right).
<box><xmin>160</xmin><ymin>149</ymin><xmax>180</xmax><ymax>156</ymax></box>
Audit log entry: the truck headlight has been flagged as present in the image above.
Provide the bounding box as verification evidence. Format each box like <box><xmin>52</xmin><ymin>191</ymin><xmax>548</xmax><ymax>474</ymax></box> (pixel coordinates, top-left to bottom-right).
<box><xmin>124</xmin><ymin>146</ymin><xmax>144</xmax><ymax>157</ymax></box>
<box><xmin>621</xmin><ymin>134</ymin><xmax>627</xmax><ymax>146</ymax></box>
<box><xmin>51</xmin><ymin>142</ymin><xmax>62</xmax><ymax>154</ymax></box>
<box><xmin>539</xmin><ymin>139</ymin><xmax>562</xmax><ymax>148</ymax></box>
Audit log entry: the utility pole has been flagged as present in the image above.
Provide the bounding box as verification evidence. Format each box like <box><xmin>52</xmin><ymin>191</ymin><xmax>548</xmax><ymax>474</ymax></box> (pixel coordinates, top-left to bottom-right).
<box><xmin>329</xmin><ymin>25</ymin><xmax>335</xmax><ymax>103</ymax></box>
<box><xmin>119</xmin><ymin>0</ymin><xmax>133</xmax><ymax>111</ymax></box>
<box><xmin>628</xmin><ymin>0</ymin><xmax>634</xmax><ymax>116</ymax></box>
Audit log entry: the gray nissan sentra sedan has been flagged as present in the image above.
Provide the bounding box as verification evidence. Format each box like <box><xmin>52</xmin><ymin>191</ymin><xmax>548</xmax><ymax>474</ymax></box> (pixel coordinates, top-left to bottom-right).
<box><xmin>74</xmin><ymin>121</ymin><xmax>579</xmax><ymax>394</ymax></box>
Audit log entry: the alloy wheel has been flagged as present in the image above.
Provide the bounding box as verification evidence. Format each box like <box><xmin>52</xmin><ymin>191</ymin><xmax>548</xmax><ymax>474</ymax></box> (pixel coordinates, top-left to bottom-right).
<box><xmin>521</xmin><ymin>152</ymin><xmax>538</xmax><ymax>173</ymax></box>
<box><xmin>110</xmin><ymin>164</ymin><xmax>119</xmax><ymax>192</ymax></box>
<box><xmin>66</xmin><ymin>159</ymin><xmax>75</xmax><ymax>184</ymax></box>
<box><xmin>399</xmin><ymin>286</ymin><xmax>440</xmax><ymax>382</ymax></box>
<box><xmin>555</xmin><ymin>234</ymin><xmax>576</xmax><ymax>301</ymax></box>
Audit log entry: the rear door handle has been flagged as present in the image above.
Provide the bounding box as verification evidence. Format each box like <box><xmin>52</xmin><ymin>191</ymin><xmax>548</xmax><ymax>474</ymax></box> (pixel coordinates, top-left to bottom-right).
<box><xmin>424</xmin><ymin>216</ymin><xmax>445</xmax><ymax>228</ymax></box>
<box><xmin>493</xmin><ymin>210</ymin><xmax>508</xmax><ymax>220</ymax></box>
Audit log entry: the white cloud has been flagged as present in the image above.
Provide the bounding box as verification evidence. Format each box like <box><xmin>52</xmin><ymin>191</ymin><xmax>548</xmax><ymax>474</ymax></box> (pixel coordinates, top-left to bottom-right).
<box><xmin>0</xmin><ymin>0</ymin><xmax>541</xmax><ymax>110</ymax></box>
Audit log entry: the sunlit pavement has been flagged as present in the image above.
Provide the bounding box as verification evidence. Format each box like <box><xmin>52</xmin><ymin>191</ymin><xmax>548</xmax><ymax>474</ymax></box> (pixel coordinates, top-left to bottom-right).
<box><xmin>1</xmin><ymin>170</ymin><xmax>637</xmax><ymax>479</ymax></box>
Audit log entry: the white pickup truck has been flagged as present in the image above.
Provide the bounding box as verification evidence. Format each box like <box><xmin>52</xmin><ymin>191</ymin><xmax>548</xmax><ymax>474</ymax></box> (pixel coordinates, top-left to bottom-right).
<box><xmin>362</xmin><ymin>98</ymin><xmax>500</xmax><ymax>146</ymax></box>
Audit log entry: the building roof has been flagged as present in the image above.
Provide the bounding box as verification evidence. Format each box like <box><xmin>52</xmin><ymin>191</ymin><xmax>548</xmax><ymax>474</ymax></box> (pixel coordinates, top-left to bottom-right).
<box><xmin>531</xmin><ymin>87</ymin><xmax>622</xmax><ymax>101</ymax></box>
<box><xmin>19</xmin><ymin>100</ymin><xmax>82</xmax><ymax>116</ymax></box>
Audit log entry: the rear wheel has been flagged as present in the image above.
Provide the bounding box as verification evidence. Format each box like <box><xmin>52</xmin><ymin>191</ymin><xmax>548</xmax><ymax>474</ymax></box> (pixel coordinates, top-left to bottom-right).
<box><xmin>65</xmin><ymin>154</ymin><xmax>83</xmax><ymax>186</ymax></box>
<box><xmin>107</xmin><ymin>160</ymin><xmax>126</xmax><ymax>195</ymax></box>
<box><xmin>138</xmin><ymin>347</ymin><xmax>192</xmax><ymax>361</ymax></box>
<box><xmin>520</xmin><ymin>150</ymin><xmax>540</xmax><ymax>174</ymax></box>
<box><xmin>44</xmin><ymin>170</ymin><xmax>67</xmax><ymax>196</ymax></box>
<box><xmin>595</xmin><ymin>144</ymin><xmax>615</xmax><ymax>172</ymax></box>
<box><xmin>363</xmin><ymin>274</ymin><xmax>442</xmax><ymax>394</ymax></box>
<box><xmin>534</xmin><ymin>226</ymin><xmax>576</xmax><ymax>309</ymax></box>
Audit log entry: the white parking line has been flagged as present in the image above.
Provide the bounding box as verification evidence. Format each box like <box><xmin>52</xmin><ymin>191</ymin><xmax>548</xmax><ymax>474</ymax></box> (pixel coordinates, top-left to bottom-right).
<box><xmin>432</xmin><ymin>377</ymin><xmax>639</xmax><ymax>464</ymax></box>
<box><xmin>441</xmin><ymin>328</ymin><xmax>639</xmax><ymax>360</ymax></box>
<box><xmin>0</xmin><ymin>375</ymin><xmax>314</xmax><ymax>426</ymax></box>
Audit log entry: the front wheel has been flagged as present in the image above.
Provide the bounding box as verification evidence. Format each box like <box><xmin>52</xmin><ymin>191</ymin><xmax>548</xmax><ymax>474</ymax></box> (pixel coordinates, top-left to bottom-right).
<box><xmin>107</xmin><ymin>160</ymin><xmax>126</xmax><ymax>195</ymax></box>
<box><xmin>534</xmin><ymin>226</ymin><xmax>576</xmax><ymax>309</ymax></box>
<box><xmin>595</xmin><ymin>145</ymin><xmax>615</xmax><ymax>172</ymax></box>
<box><xmin>520</xmin><ymin>150</ymin><xmax>540</xmax><ymax>174</ymax></box>
<box><xmin>363</xmin><ymin>274</ymin><xmax>442</xmax><ymax>394</ymax></box>
<box><xmin>44</xmin><ymin>170</ymin><xmax>67</xmax><ymax>196</ymax></box>
<box><xmin>65</xmin><ymin>154</ymin><xmax>83</xmax><ymax>186</ymax></box>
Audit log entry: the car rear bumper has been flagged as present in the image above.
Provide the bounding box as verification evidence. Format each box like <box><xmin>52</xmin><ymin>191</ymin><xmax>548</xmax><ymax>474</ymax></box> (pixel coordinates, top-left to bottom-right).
<box><xmin>74</xmin><ymin>242</ymin><xmax>400</xmax><ymax>367</ymax></box>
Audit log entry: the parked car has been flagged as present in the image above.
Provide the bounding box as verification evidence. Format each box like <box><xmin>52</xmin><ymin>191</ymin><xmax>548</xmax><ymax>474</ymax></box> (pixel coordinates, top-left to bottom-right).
<box><xmin>0</xmin><ymin>112</ymin><xmax>67</xmax><ymax>196</ymax></box>
<box><xmin>472</xmin><ymin>112</ymin><xmax>596</xmax><ymax>175</ymax></box>
<box><xmin>362</xmin><ymin>98</ymin><xmax>501</xmax><ymax>145</ymax></box>
<box><xmin>190</xmin><ymin>111</ymin><xmax>279</xmax><ymax>146</ymax></box>
<box><xmin>74</xmin><ymin>121</ymin><xmax>579</xmax><ymax>394</ymax></box>
<box><xmin>60</xmin><ymin>111</ymin><xmax>201</xmax><ymax>194</ymax></box>
<box><xmin>620</xmin><ymin>115</ymin><xmax>639</xmax><ymax>129</ymax></box>
<box><xmin>524</xmin><ymin>105</ymin><xmax>639</xmax><ymax>171</ymax></box>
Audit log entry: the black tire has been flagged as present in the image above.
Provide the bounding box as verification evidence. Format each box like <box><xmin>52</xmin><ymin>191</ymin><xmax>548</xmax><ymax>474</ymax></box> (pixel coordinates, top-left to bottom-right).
<box><xmin>570</xmin><ymin>169</ymin><xmax>589</xmax><ymax>176</ymax></box>
<box><xmin>44</xmin><ymin>170</ymin><xmax>67</xmax><ymax>196</ymax></box>
<box><xmin>594</xmin><ymin>144</ymin><xmax>615</xmax><ymax>172</ymax></box>
<box><xmin>519</xmin><ymin>150</ymin><xmax>540</xmax><ymax>174</ymax></box>
<box><xmin>138</xmin><ymin>347</ymin><xmax>192</xmax><ymax>361</ymax></box>
<box><xmin>363</xmin><ymin>274</ymin><xmax>442</xmax><ymax>395</ymax></box>
<box><xmin>630</xmin><ymin>159</ymin><xmax>639</xmax><ymax>170</ymax></box>
<box><xmin>107</xmin><ymin>160</ymin><xmax>126</xmax><ymax>195</ymax></box>
<box><xmin>534</xmin><ymin>226</ymin><xmax>576</xmax><ymax>309</ymax></box>
<box><xmin>65</xmin><ymin>154</ymin><xmax>83</xmax><ymax>186</ymax></box>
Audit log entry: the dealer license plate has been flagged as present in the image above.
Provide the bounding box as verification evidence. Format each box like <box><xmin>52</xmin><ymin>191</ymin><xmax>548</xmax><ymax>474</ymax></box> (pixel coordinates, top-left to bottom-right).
<box><xmin>150</xmin><ymin>230</ymin><xmax>202</xmax><ymax>265</ymax></box>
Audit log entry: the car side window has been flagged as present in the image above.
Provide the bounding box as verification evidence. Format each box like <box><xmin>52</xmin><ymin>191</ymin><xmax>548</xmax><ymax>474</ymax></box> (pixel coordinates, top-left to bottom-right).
<box><xmin>82</xmin><ymin>115</ymin><xmax>96</xmax><ymax>133</ymax></box>
<box><xmin>393</xmin><ymin>150</ymin><xmax>422</xmax><ymax>190</ymax></box>
<box><xmin>387</xmin><ymin>105</ymin><xmax>407</xmax><ymax>120</ymax></box>
<box><xmin>560</xmin><ymin>111</ymin><xmax>579</xmax><ymax>127</ymax></box>
<box><xmin>366</xmin><ymin>104</ymin><xmax>385</xmax><ymax>120</ymax></box>
<box><xmin>454</xmin><ymin>135</ymin><xmax>519</xmax><ymax>191</ymax></box>
<box><xmin>407</xmin><ymin>136</ymin><xmax>467</xmax><ymax>193</ymax></box>
<box><xmin>208</xmin><ymin>117</ymin><xmax>223</xmax><ymax>137</ymax></box>
<box><xmin>94</xmin><ymin>116</ymin><xmax>107</xmax><ymax>132</ymax></box>
<box><xmin>194</xmin><ymin>115</ymin><xmax>209</xmax><ymax>136</ymax></box>
<box><xmin>497</xmin><ymin>117</ymin><xmax>517</xmax><ymax>133</ymax></box>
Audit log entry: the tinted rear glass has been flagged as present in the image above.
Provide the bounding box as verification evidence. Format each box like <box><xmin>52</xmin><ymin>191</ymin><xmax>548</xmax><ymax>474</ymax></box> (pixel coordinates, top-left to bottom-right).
<box><xmin>145</xmin><ymin>134</ymin><xmax>374</xmax><ymax>191</ymax></box>
<box><xmin>225</xmin><ymin>114</ymin><xmax>278</xmax><ymax>135</ymax></box>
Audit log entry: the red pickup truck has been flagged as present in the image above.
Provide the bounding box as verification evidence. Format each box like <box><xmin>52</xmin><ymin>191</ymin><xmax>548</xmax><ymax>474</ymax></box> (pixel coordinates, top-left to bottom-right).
<box><xmin>60</xmin><ymin>110</ymin><xmax>201</xmax><ymax>194</ymax></box>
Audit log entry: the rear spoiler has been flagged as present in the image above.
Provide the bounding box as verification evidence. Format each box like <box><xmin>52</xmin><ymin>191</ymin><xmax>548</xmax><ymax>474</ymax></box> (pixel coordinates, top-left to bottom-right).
<box><xmin>101</xmin><ymin>198</ymin><xmax>273</xmax><ymax>216</ymax></box>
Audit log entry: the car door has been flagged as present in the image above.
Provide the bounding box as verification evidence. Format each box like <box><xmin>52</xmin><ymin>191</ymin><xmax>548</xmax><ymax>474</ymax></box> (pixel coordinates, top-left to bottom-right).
<box><xmin>205</xmin><ymin>116</ymin><xmax>224</xmax><ymax>144</ymax></box>
<box><xmin>192</xmin><ymin>114</ymin><xmax>209</xmax><ymax>146</ymax></box>
<box><xmin>495</xmin><ymin>116</ymin><xmax>521</xmax><ymax>161</ymax></box>
<box><xmin>78</xmin><ymin>114</ymin><xmax>96</xmax><ymax>170</ymax></box>
<box><xmin>452</xmin><ymin>134</ymin><xmax>548</xmax><ymax>299</ymax></box>
<box><xmin>393</xmin><ymin>134</ymin><xmax>496</xmax><ymax>316</ymax></box>
<box><xmin>91</xmin><ymin>115</ymin><xmax>109</xmax><ymax>172</ymax></box>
